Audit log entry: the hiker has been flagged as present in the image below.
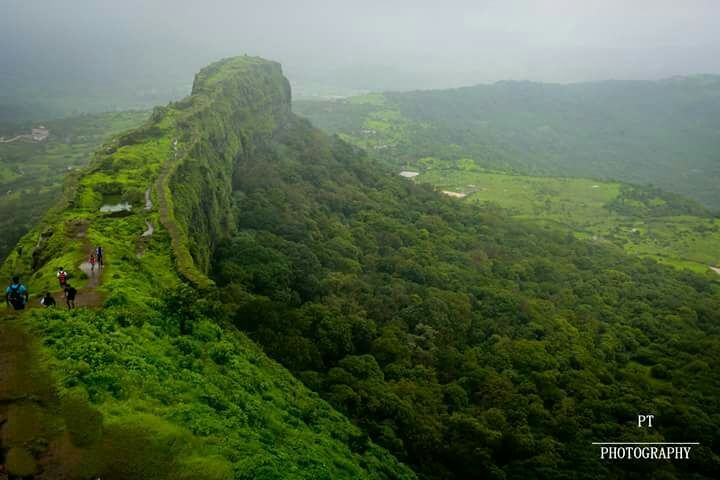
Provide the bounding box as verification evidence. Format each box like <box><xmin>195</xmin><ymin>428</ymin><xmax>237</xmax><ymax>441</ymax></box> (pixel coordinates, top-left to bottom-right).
<box><xmin>57</xmin><ymin>267</ymin><xmax>68</xmax><ymax>288</ymax></box>
<box><xmin>5</xmin><ymin>276</ymin><xmax>29</xmax><ymax>310</ymax></box>
<box><xmin>95</xmin><ymin>246</ymin><xmax>104</xmax><ymax>267</ymax></box>
<box><xmin>89</xmin><ymin>253</ymin><xmax>96</xmax><ymax>272</ymax></box>
<box><xmin>40</xmin><ymin>292</ymin><xmax>56</xmax><ymax>307</ymax></box>
<box><xmin>64</xmin><ymin>284</ymin><xmax>77</xmax><ymax>309</ymax></box>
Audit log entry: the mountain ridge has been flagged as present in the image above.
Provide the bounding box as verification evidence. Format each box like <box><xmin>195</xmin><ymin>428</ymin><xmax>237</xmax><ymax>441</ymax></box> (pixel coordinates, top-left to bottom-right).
<box><xmin>0</xmin><ymin>56</ymin><xmax>416</xmax><ymax>479</ymax></box>
<box><xmin>2</xmin><ymin>57</ymin><xmax>720</xmax><ymax>480</ymax></box>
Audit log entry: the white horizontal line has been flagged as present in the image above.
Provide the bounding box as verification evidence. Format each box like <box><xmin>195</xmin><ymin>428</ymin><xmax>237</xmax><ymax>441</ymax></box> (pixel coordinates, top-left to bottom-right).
<box><xmin>592</xmin><ymin>442</ymin><xmax>700</xmax><ymax>445</ymax></box>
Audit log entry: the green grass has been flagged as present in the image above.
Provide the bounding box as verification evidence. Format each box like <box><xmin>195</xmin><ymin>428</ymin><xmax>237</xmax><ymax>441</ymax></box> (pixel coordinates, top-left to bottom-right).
<box><xmin>423</xmin><ymin>169</ymin><xmax>620</xmax><ymax>219</ymax></box>
<box><xmin>191</xmin><ymin>56</ymin><xmax>273</xmax><ymax>93</ymax></box>
<box><xmin>0</xmin><ymin>58</ymin><xmax>416</xmax><ymax>479</ymax></box>
<box><xmin>16</xmin><ymin>306</ymin><xmax>413</xmax><ymax>479</ymax></box>
<box><xmin>0</xmin><ymin>111</ymin><xmax>149</xmax><ymax>261</ymax></box>
<box><xmin>2</xmin><ymin>109</ymin><xmax>178</xmax><ymax>298</ymax></box>
<box><xmin>414</xmin><ymin>169</ymin><xmax>720</xmax><ymax>274</ymax></box>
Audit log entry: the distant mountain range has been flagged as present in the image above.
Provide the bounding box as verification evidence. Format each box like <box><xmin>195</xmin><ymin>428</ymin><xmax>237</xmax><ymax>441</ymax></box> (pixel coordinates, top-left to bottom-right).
<box><xmin>295</xmin><ymin>74</ymin><xmax>720</xmax><ymax>208</ymax></box>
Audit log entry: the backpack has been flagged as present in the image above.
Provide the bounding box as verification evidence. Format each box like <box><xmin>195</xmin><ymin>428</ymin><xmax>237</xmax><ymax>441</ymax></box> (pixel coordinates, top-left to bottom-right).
<box><xmin>58</xmin><ymin>271</ymin><xmax>67</xmax><ymax>284</ymax></box>
<box><xmin>8</xmin><ymin>284</ymin><xmax>23</xmax><ymax>308</ymax></box>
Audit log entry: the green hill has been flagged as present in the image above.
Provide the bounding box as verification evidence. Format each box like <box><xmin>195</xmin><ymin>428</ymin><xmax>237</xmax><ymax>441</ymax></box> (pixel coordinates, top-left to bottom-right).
<box><xmin>212</xmin><ymin>102</ymin><xmax>720</xmax><ymax>479</ymax></box>
<box><xmin>410</xmin><ymin>169</ymin><xmax>720</xmax><ymax>274</ymax></box>
<box><xmin>294</xmin><ymin>76</ymin><xmax>720</xmax><ymax>209</ymax></box>
<box><xmin>293</xmin><ymin>82</ymin><xmax>720</xmax><ymax>274</ymax></box>
<box><xmin>0</xmin><ymin>111</ymin><xmax>149</xmax><ymax>262</ymax></box>
<box><xmin>1</xmin><ymin>58</ymin><xmax>720</xmax><ymax>480</ymax></box>
<box><xmin>0</xmin><ymin>57</ymin><xmax>415</xmax><ymax>480</ymax></box>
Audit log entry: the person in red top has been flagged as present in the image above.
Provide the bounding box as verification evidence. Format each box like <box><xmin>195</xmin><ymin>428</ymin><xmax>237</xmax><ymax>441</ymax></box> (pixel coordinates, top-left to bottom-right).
<box><xmin>57</xmin><ymin>267</ymin><xmax>68</xmax><ymax>288</ymax></box>
<box><xmin>89</xmin><ymin>253</ymin><xmax>96</xmax><ymax>272</ymax></box>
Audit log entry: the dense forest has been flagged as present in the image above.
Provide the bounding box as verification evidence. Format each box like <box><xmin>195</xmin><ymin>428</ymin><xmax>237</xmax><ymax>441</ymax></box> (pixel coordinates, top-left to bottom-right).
<box><xmin>1</xmin><ymin>57</ymin><xmax>719</xmax><ymax>479</ymax></box>
<box><xmin>294</xmin><ymin>76</ymin><xmax>720</xmax><ymax>209</ymax></box>
<box><xmin>4</xmin><ymin>0</ymin><xmax>720</xmax><ymax>477</ymax></box>
<box><xmin>213</xmin><ymin>114</ymin><xmax>720</xmax><ymax>479</ymax></box>
<box><xmin>293</xmin><ymin>82</ymin><xmax>720</xmax><ymax>274</ymax></box>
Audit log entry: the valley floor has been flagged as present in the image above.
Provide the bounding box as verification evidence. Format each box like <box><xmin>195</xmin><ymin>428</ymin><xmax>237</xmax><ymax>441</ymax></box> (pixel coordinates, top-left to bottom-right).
<box><xmin>419</xmin><ymin>168</ymin><xmax>720</xmax><ymax>275</ymax></box>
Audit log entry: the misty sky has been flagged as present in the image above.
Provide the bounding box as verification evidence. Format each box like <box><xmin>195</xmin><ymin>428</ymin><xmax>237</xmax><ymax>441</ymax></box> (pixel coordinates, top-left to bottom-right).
<box><xmin>2</xmin><ymin>0</ymin><xmax>720</xmax><ymax>102</ymax></box>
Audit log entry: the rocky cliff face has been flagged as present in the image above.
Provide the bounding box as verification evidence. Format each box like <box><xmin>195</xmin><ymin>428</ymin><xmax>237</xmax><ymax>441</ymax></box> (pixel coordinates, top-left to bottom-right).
<box><xmin>168</xmin><ymin>58</ymin><xmax>293</xmax><ymax>275</ymax></box>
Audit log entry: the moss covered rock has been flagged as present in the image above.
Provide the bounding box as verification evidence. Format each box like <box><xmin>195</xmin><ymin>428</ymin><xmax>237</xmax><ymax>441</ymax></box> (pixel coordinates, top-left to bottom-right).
<box><xmin>96</xmin><ymin>414</ymin><xmax>191</xmax><ymax>480</ymax></box>
<box><xmin>2</xmin><ymin>404</ymin><xmax>44</xmax><ymax>447</ymax></box>
<box><xmin>60</xmin><ymin>389</ymin><xmax>103</xmax><ymax>447</ymax></box>
<box><xmin>6</xmin><ymin>447</ymin><xmax>37</xmax><ymax>477</ymax></box>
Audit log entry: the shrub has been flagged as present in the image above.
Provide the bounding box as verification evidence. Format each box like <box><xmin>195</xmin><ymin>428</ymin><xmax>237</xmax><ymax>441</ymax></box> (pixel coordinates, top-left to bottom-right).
<box><xmin>209</xmin><ymin>340</ymin><xmax>235</xmax><ymax>365</ymax></box>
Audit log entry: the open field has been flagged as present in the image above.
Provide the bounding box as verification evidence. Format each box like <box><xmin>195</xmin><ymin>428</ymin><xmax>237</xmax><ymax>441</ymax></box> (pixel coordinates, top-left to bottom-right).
<box><xmin>417</xmin><ymin>168</ymin><xmax>720</xmax><ymax>274</ymax></box>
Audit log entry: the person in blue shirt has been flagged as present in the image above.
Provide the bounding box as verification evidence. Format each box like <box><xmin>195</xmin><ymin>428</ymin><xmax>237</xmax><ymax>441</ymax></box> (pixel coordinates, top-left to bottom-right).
<box><xmin>5</xmin><ymin>276</ymin><xmax>29</xmax><ymax>310</ymax></box>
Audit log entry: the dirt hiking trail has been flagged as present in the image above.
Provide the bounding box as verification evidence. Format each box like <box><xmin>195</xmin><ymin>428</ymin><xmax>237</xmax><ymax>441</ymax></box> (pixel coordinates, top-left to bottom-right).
<box><xmin>0</xmin><ymin>319</ymin><xmax>71</xmax><ymax>479</ymax></box>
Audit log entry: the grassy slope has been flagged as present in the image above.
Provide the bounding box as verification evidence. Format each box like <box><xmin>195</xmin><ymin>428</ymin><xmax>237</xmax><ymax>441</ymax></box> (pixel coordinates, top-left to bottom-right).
<box><xmin>0</xmin><ymin>57</ymin><xmax>414</xmax><ymax>479</ymax></box>
<box><xmin>294</xmin><ymin>95</ymin><xmax>720</xmax><ymax>275</ymax></box>
<box><xmin>0</xmin><ymin>111</ymin><xmax>149</xmax><ymax>262</ymax></box>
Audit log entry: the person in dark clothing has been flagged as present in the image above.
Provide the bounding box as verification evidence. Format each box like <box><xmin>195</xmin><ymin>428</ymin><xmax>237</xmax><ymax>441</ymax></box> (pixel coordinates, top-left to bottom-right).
<box><xmin>95</xmin><ymin>246</ymin><xmax>104</xmax><ymax>267</ymax></box>
<box><xmin>64</xmin><ymin>284</ymin><xmax>77</xmax><ymax>309</ymax></box>
<box><xmin>41</xmin><ymin>292</ymin><xmax>56</xmax><ymax>307</ymax></box>
<box><xmin>5</xmin><ymin>276</ymin><xmax>29</xmax><ymax>310</ymax></box>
